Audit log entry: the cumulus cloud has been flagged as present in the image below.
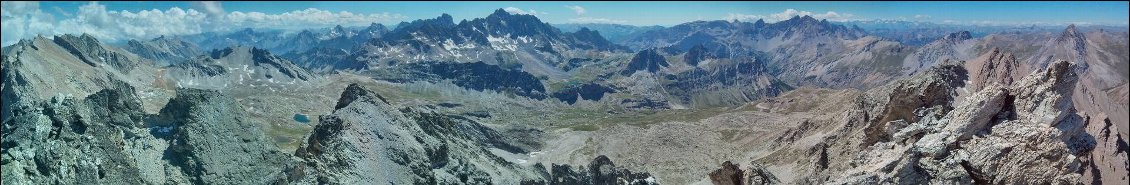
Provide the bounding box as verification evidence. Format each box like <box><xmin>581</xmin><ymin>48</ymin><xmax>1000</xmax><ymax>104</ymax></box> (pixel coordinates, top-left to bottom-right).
<box><xmin>770</xmin><ymin>9</ymin><xmax>854</xmax><ymax>22</ymax></box>
<box><xmin>1</xmin><ymin>1</ymin><xmax>406</xmax><ymax>46</ymax></box>
<box><xmin>565</xmin><ymin>5</ymin><xmax>585</xmax><ymax>15</ymax></box>
<box><xmin>3</xmin><ymin>1</ymin><xmax>60</xmax><ymax>46</ymax></box>
<box><xmin>503</xmin><ymin>7</ymin><xmax>543</xmax><ymax>15</ymax></box>
<box><xmin>192</xmin><ymin>1</ymin><xmax>225</xmax><ymax>17</ymax></box>
<box><xmin>568</xmin><ymin>17</ymin><xmax>627</xmax><ymax>24</ymax></box>
<box><xmin>914</xmin><ymin>14</ymin><xmax>931</xmax><ymax>19</ymax></box>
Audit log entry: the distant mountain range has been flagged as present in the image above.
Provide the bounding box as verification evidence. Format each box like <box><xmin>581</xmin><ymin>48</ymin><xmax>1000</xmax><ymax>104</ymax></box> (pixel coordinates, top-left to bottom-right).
<box><xmin>3</xmin><ymin>7</ymin><xmax>1127</xmax><ymax>185</ymax></box>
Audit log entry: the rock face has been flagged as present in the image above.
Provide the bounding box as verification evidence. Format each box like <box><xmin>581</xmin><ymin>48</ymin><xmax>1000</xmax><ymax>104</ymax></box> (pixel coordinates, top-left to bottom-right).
<box><xmin>663</xmin><ymin>55</ymin><xmax>791</xmax><ymax>107</ymax></box>
<box><xmin>1</xmin><ymin>84</ymin><xmax>149</xmax><ymax>184</ymax></box>
<box><xmin>708</xmin><ymin>161</ymin><xmax>780</xmax><ymax>185</ymax></box>
<box><xmin>966</xmin><ymin>48</ymin><xmax>1025</xmax><ymax>91</ymax></box>
<box><xmin>378</xmin><ymin>9</ymin><xmax>626</xmax><ymax>52</ymax></box>
<box><xmin>283</xmin><ymin>83</ymin><xmax>545</xmax><ymax>184</ymax></box>
<box><xmin>567</xmin><ymin>28</ymin><xmax>630</xmax><ymax>52</ymax></box>
<box><xmin>125</xmin><ymin>36</ymin><xmax>203</xmax><ymax>66</ymax></box>
<box><xmin>621</xmin><ymin>16</ymin><xmax>904</xmax><ymax>89</ymax></box>
<box><xmin>2</xmin><ymin>34</ymin><xmax>160</xmax><ymax>122</ymax></box>
<box><xmin>683</xmin><ymin>44</ymin><xmax>713</xmax><ymax>66</ymax></box>
<box><xmin>1</xmin><ymin>85</ymin><xmax>288</xmax><ymax>184</ymax></box>
<box><xmin>777</xmin><ymin>61</ymin><xmax>1099</xmax><ymax>184</ymax></box>
<box><xmin>551</xmin><ymin>83</ymin><xmax>616</xmax><ymax>104</ymax></box>
<box><xmin>155</xmin><ymin>88</ymin><xmax>290</xmax><ymax>184</ymax></box>
<box><xmin>1027</xmin><ymin>25</ymin><xmax>1128</xmax><ymax>89</ymax></box>
<box><xmin>350</xmin><ymin>9</ymin><xmax>629</xmax><ymax>76</ymax></box>
<box><xmin>383</xmin><ymin>61</ymin><xmax>549</xmax><ymax>100</ymax></box>
<box><xmin>53</xmin><ymin>34</ymin><xmax>143</xmax><ymax>73</ymax></box>
<box><xmin>554</xmin><ymin>23</ymin><xmax>664</xmax><ymax>44</ymax></box>
<box><xmin>538</xmin><ymin>155</ymin><xmax>658</xmax><ymax>185</ymax></box>
<box><xmin>709</xmin><ymin>161</ymin><xmax>744</xmax><ymax>185</ymax></box>
<box><xmin>164</xmin><ymin>46</ymin><xmax>315</xmax><ymax>89</ymax></box>
<box><xmin>903</xmin><ymin>31</ymin><xmax>976</xmax><ymax>75</ymax></box>
<box><xmin>621</xmin><ymin>49</ymin><xmax>669</xmax><ymax>75</ymax></box>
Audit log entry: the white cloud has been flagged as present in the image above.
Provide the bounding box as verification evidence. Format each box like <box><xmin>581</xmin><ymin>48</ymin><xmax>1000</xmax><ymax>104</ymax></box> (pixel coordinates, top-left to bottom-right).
<box><xmin>771</xmin><ymin>9</ymin><xmax>805</xmax><ymax>21</ymax></box>
<box><xmin>3</xmin><ymin>2</ymin><xmax>60</xmax><ymax>46</ymax></box>
<box><xmin>914</xmin><ymin>14</ymin><xmax>931</xmax><ymax>19</ymax></box>
<box><xmin>1</xmin><ymin>1</ymin><xmax>406</xmax><ymax>46</ymax></box>
<box><xmin>224</xmin><ymin>8</ymin><xmax>405</xmax><ymax>30</ymax></box>
<box><xmin>568</xmin><ymin>17</ymin><xmax>627</xmax><ymax>24</ymax></box>
<box><xmin>725</xmin><ymin>9</ymin><xmax>857</xmax><ymax>23</ymax></box>
<box><xmin>192</xmin><ymin>1</ymin><xmax>225</xmax><ymax>17</ymax></box>
<box><xmin>725</xmin><ymin>13</ymin><xmax>764</xmax><ymax>22</ymax></box>
<box><xmin>770</xmin><ymin>9</ymin><xmax>854</xmax><ymax>22</ymax></box>
<box><xmin>562</xmin><ymin>5</ymin><xmax>622</xmax><ymax>24</ymax></box>
<box><xmin>503</xmin><ymin>7</ymin><xmax>543</xmax><ymax>15</ymax></box>
<box><xmin>565</xmin><ymin>5</ymin><xmax>585</xmax><ymax>15</ymax></box>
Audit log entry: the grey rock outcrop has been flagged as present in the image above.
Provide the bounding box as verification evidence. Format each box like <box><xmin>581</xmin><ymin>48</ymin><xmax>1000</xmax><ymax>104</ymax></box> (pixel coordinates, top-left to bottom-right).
<box><xmin>809</xmin><ymin>61</ymin><xmax>1094</xmax><ymax>184</ymax></box>
<box><xmin>966</xmin><ymin>48</ymin><xmax>1025</xmax><ymax>91</ymax></box>
<box><xmin>1</xmin><ymin>83</ymin><xmax>148</xmax><ymax>184</ymax></box>
<box><xmin>621</xmin><ymin>49</ymin><xmax>669</xmax><ymax>75</ymax></box>
<box><xmin>1</xmin><ymin>81</ymin><xmax>290</xmax><ymax>184</ymax></box>
<box><xmin>155</xmin><ymin>88</ymin><xmax>290</xmax><ymax>184</ymax></box>
<box><xmin>536</xmin><ymin>155</ymin><xmax>657</xmax><ymax>185</ymax></box>
<box><xmin>709</xmin><ymin>161</ymin><xmax>743</xmax><ymax>185</ymax></box>
<box><xmin>708</xmin><ymin>161</ymin><xmax>780</xmax><ymax>185</ymax></box>
<box><xmin>2</xmin><ymin>35</ymin><xmax>159</xmax><ymax>120</ymax></box>
<box><xmin>283</xmin><ymin>83</ymin><xmax>545</xmax><ymax>184</ymax></box>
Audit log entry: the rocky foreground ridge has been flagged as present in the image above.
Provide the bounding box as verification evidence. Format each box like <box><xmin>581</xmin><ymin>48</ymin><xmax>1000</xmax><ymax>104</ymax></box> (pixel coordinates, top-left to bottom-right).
<box><xmin>0</xmin><ymin>82</ymin><xmax>659</xmax><ymax>184</ymax></box>
<box><xmin>704</xmin><ymin>60</ymin><xmax>1128</xmax><ymax>184</ymax></box>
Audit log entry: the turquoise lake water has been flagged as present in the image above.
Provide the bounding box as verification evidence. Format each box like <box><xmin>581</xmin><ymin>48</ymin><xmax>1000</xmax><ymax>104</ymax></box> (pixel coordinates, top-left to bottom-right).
<box><xmin>293</xmin><ymin>114</ymin><xmax>311</xmax><ymax>123</ymax></box>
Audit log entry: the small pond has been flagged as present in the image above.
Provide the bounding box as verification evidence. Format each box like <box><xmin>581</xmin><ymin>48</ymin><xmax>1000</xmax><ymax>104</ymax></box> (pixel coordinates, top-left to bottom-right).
<box><xmin>293</xmin><ymin>114</ymin><xmax>311</xmax><ymax>123</ymax></box>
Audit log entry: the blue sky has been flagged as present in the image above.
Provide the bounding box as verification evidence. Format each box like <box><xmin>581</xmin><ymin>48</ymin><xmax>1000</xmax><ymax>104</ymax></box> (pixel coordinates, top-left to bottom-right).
<box><xmin>37</xmin><ymin>1</ymin><xmax>1130</xmax><ymax>26</ymax></box>
<box><xmin>3</xmin><ymin>1</ymin><xmax>1128</xmax><ymax>46</ymax></box>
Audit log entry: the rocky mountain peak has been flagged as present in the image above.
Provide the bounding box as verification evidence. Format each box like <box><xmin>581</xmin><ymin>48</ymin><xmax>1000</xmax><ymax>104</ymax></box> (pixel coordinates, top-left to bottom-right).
<box><xmin>683</xmin><ymin>44</ymin><xmax>711</xmax><ymax>66</ymax></box>
<box><xmin>475</xmin><ymin>8</ymin><xmax>558</xmax><ymax>38</ymax></box>
<box><xmin>767</xmin><ymin>14</ymin><xmax>865</xmax><ymax>39</ymax></box>
<box><xmin>621</xmin><ymin>48</ymin><xmax>669</xmax><ymax>75</ymax></box>
<box><xmin>364</xmin><ymin>23</ymin><xmax>389</xmax><ymax>34</ymax></box>
<box><xmin>753</xmin><ymin>18</ymin><xmax>767</xmax><ymax>27</ymax></box>
<box><xmin>334</xmin><ymin>83</ymin><xmax>389</xmax><ymax>110</ymax></box>
<box><xmin>785</xmin><ymin>15</ymin><xmax>820</xmax><ymax>25</ymax></box>
<box><xmin>943</xmin><ymin>30</ymin><xmax>973</xmax><ymax>42</ymax></box>
<box><xmin>296</xmin><ymin>29</ymin><xmax>317</xmax><ymax>38</ymax></box>
<box><xmin>1064</xmin><ymin>24</ymin><xmax>1079</xmax><ymax>35</ymax></box>
<box><xmin>396</xmin><ymin>14</ymin><xmax>456</xmax><ymax>31</ymax></box>
<box><xmin>368</xmin><ymin>23</ymin><xmax>385</xmax><ymax>29</ymax></box>
<box><xmin>436</xmin><ymin>13</ymin><xmax>455</xmax><ymax>25</ymax></box>
<box><xmin>52</xmin><ymin>34</ymin><xmax>102</xmax><ymax>50</ymax></box>
<box><xmin>565</xmin><ymin>27</ymin><xmax>626</xmax><ymax>51</ymax></box>
<box><xmin>125</xmin><ymin>35</ymin><xmax>202</xmax><ymax>66</ymax></box>
<box><xmin>967</xmin><ymin>47</ymin><xmax>1023</xmax><ymax>90</ymax></box>
<box><xmin>196</xmin><ymin>46</ymin><xmax>312</xmax><ymax>81</ymax></box>
<box><xmin>1056</xmin><ymin>24</ymin><xmax>1086</xmax><ymax>43</ymax></box>
<box><xmin>1034</xmin><ymin>60</ymin><xmax>1079</xmax><ymax>87</ymax></box>
<box><xmin>574</xmin><ymin>27</ymin><xmax>596</xmax><ymax>35</ymax></box>
<box><xmin>51</xmin><ymin>33</ymin><xmax>140</xmax><ymax>72</ymax></box>
<box><xmin>492</xmin><ymin>8</ymin><xmax>509</xmax><ymax>16</ymax></box>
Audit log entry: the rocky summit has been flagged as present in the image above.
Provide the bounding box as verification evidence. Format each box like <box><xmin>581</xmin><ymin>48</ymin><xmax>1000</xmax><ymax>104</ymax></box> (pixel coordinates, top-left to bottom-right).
<box><xmin>2</xmin><ymin>2</ymin><xmax>1128</xmax><ymax>185</ymax></box>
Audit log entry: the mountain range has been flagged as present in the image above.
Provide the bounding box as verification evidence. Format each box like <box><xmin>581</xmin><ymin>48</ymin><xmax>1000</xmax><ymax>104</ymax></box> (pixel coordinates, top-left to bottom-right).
<box><xmin>2</xmin><ymin>8</ymin><xmax>1128</xmax><ymax>185</ymax></box>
